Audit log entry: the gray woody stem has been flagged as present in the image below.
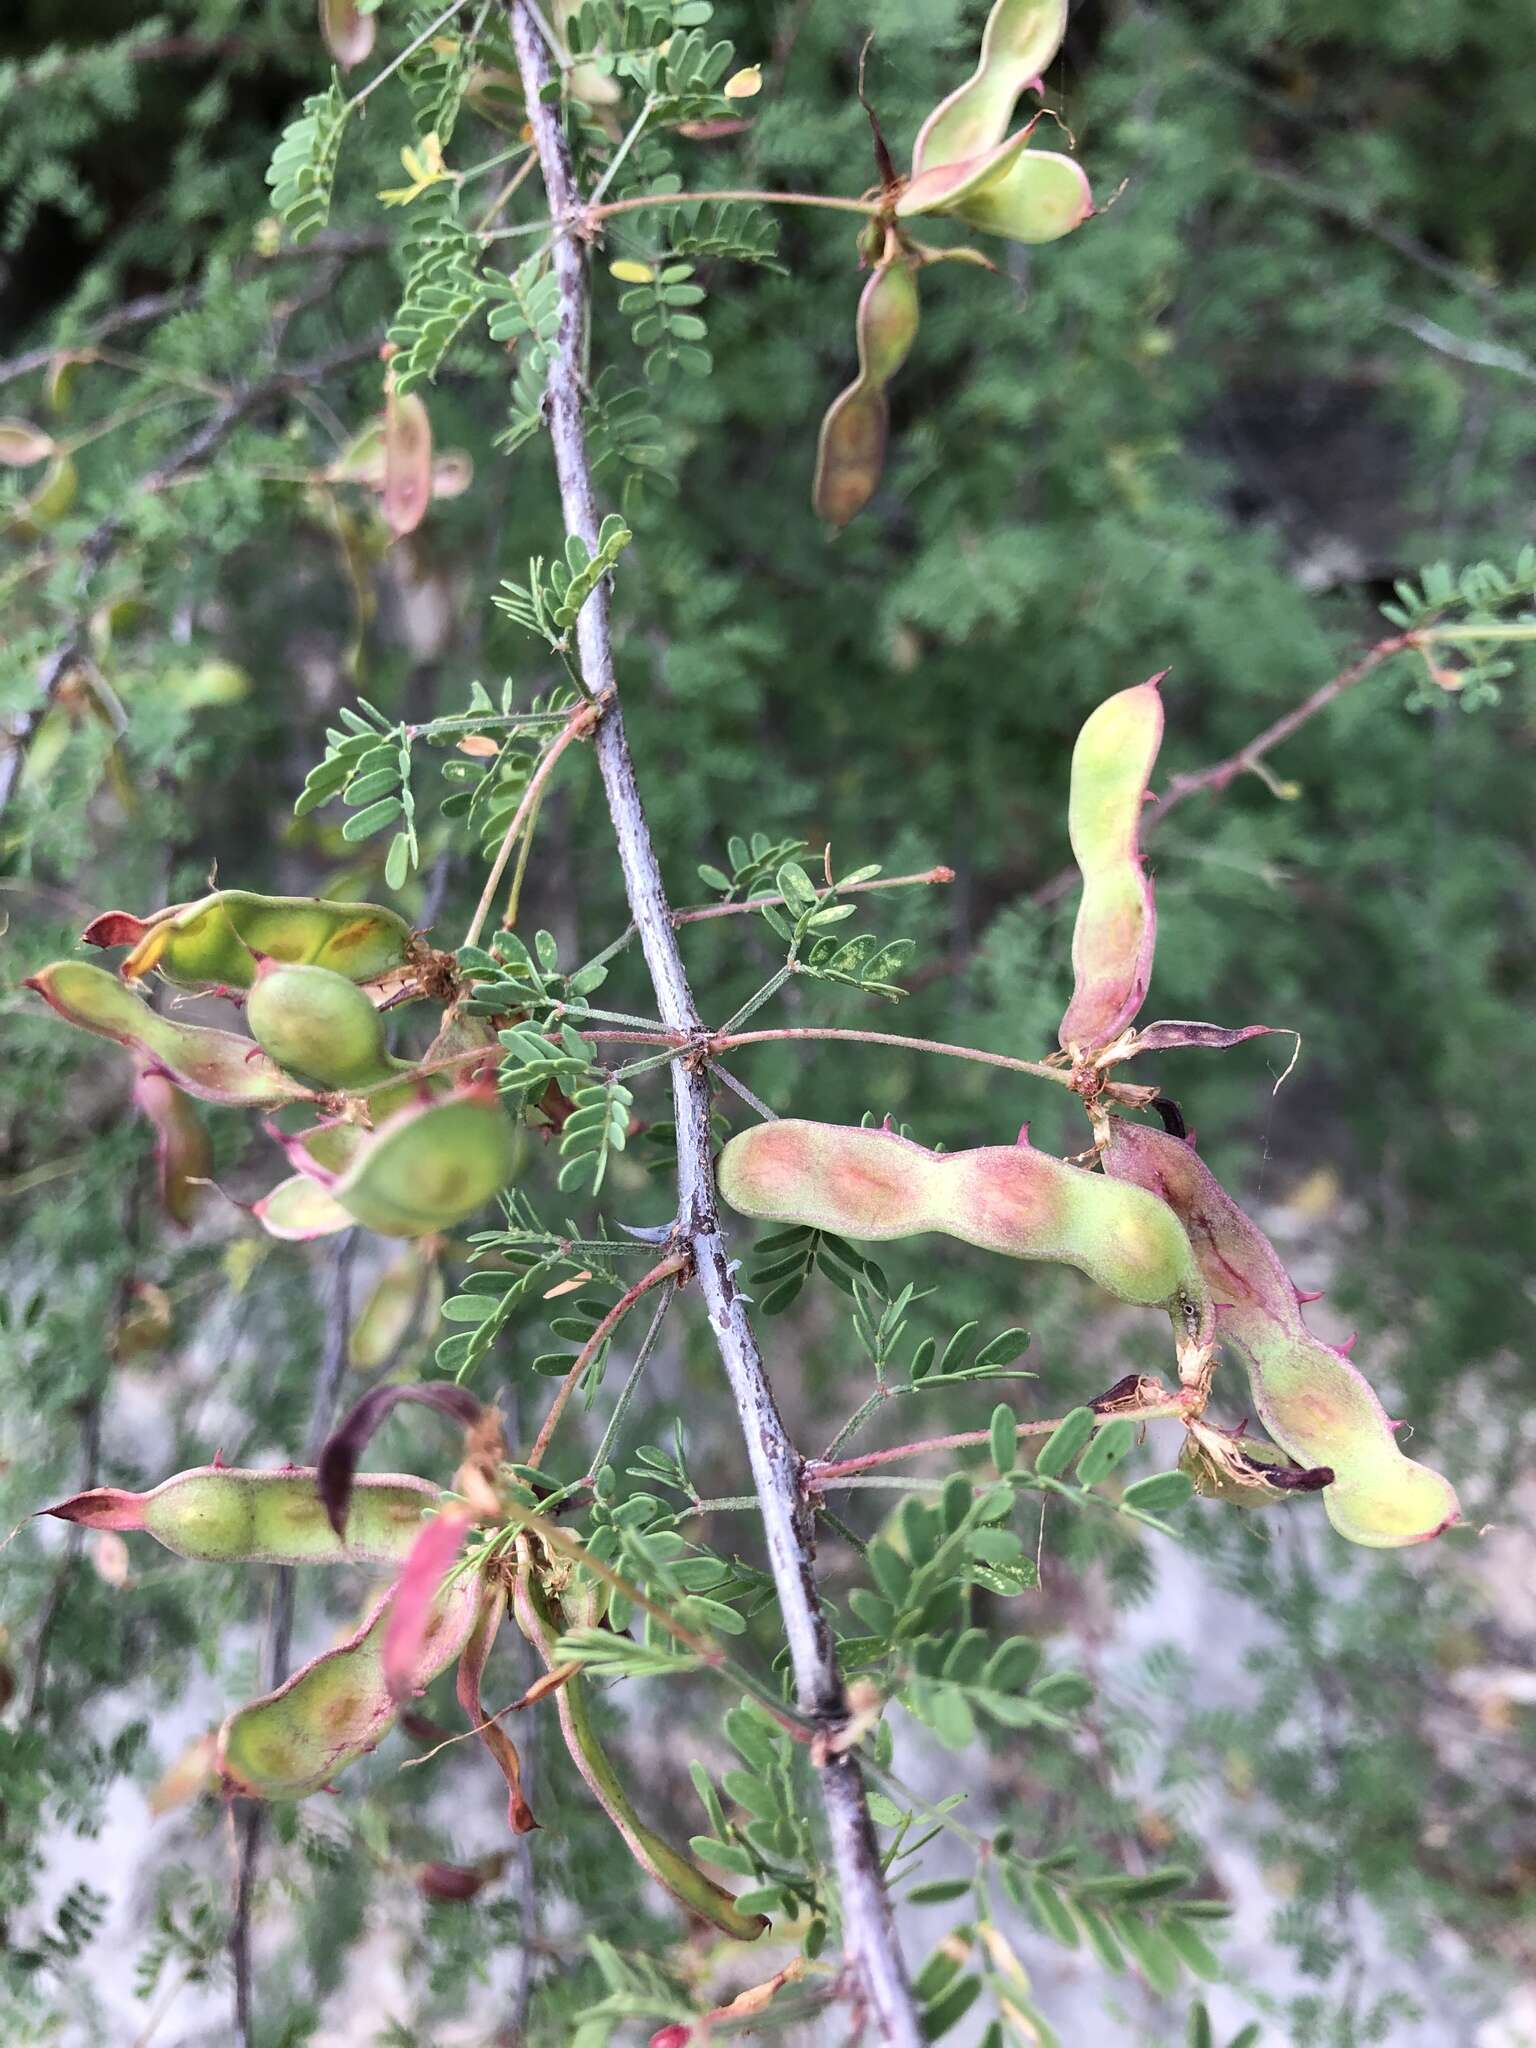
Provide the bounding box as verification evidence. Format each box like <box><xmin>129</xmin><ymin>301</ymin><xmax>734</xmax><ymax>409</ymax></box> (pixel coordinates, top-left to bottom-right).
<box><xmin>506</xmin><ymin>8</ymin><xmax>920</xmax><ymax>2039</ymax></box>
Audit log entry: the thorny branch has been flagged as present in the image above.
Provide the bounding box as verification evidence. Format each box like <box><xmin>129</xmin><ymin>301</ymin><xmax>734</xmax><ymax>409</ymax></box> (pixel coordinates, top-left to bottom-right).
<box><xmin>507</xmin><ymin>7</ymin><xmax>921</xmax><ymax>2037</ymax></box>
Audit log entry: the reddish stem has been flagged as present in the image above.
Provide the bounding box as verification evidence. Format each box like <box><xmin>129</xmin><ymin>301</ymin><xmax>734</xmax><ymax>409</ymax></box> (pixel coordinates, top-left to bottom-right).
<box><xmin>525</xmin><ymin>1253</ymin><xmax>687</xmax><ymax>1470</ymax></box>
<box><xmin>805</xmin><ymin>1394</ymin><xmax>1194</xmax><ymax>1486</ymax></box>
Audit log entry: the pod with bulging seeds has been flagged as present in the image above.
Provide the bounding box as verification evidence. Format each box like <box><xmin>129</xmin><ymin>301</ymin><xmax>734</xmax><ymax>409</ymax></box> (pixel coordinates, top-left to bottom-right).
<box><xmin>719</xmin><ymin>1117</ymin><xmax>1210</xmax><ymax>1341</ymax></box>
<box><xmin>1102</xmin><ymin>1118</ymin><xmax>1460</xmax><ymax>1548</ymax></box>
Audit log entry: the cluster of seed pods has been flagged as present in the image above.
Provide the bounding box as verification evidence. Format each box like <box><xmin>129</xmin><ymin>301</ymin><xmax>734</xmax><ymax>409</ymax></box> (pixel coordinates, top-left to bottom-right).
<box><xmin>814</xmin><ymin>0</ymin><xmax>1095</xmax><ymax>526</ymax></box>
<box><xmin>42</xmin><ymin>1465</ymin><xmax>481</xmax><ymax>1796</ymax></box>
<box><xmin>38</xmin><ymin>1395</ymin><xmax>767</xmax><ymax>1935</ymax></box>
<box><xmin>26</xmin><ymin>886</ymin><xmax>523</xmax><ymax>1240</ymax></box>
<box><xmin>722</xmin><ymin>672</ymin><xmax>1458</xmax><ymax>1547</ymax></box>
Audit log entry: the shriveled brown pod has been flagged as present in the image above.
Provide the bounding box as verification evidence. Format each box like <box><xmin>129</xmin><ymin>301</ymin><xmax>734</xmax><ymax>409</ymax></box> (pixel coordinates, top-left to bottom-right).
<box><xmin>812</xmin><ymin>256</ymin><xmax>921</xmax><ymax>528</ymax></box>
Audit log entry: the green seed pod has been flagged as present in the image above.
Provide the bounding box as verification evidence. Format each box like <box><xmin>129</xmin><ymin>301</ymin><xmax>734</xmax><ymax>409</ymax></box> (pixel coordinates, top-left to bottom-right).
<box><xmin>246</xmin><ymin>961</ymin><xmax>398</xmax><ymax>1091</ymax></box>
<box><xmin>218</xmin><ymin>1570</ymin><xmax>481</xmax><ymax>1799</ymax></box>
<box><xmin>897</xmin><ymin>126</ymin><xmax>1036</xmax><ymax>222</ymax></box>
<box><xmin>82</xmin><ymin>889</ymin><xmax>414</xmax><ymax>991</ymax></box>
<box><xmin>812</xmin><ymin>259</ymin><xmax>922</xmax><ymax>529</ymax></box>
<box><xmin>132</xmin><ymin>1062</ymin><xmax>211</xmax><ymax>1228</ymax></box>
<box><xmin>41</xmin><ymin>1466</ymin><xmax>438</xmax><ymax>1565</ymax></box>
<box><xmin>1059</xmin><ymin>675</ymin><xmax>1164</xmax><ymax>1054</ymax></box>
<box><xmin>947</xmin><ymin>149</ymin><xmax>1094</xmax><ymax>245</ymax></box>
<box><xmin>911</xmin><ymin>0</ymin><xmax>1069</xmax><ymax>178</ymax></box>
<box><xmin>1103</xmin><ymin>1119</ymin><xmax>1460</xmax><ymax>1548</ymax></box>
<box><xmin>330</xmin><ymin>1085</ymin><xmax>524</xmax><ymax>1238</ymax></box>
<box><xmin>25</xmin><ymin>961</ymin><xmax>310</xmax><ymax>1107</ymax></box>
<box><xmin>719</xmin><ymin>1119</ymin><xmax>1210</xmax><ymax>1338</ymax></box>
<box><xmin>254</xmin><ymin>1172</ymin><xmax>355</xmax><ymax>1240</ymax></box>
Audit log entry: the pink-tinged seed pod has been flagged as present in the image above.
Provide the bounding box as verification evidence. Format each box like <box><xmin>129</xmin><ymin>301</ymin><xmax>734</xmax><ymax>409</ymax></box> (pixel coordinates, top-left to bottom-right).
<box><xmin>132</xmin><ymin>1062</ymin><xmax>212</xmax><ymax>1227</ymax></box>
<box><xmin>218</xmin><ymin>1569</ymin><xmax>481</xmax><ymax>1799</ymax></box>
<box><xmin>946</xmin><ymin>149</ymin><xmax>1093</xmax><ymax>246</ymax></box>
<box><xmin>245</xmin><ymin>960</ymin><xmax>398</xmax><ymax>1092</ymax></box>
<box><xmin>1058</xmin><ymin>675</ymin><xmax>1165</xmax><ymax>1055</ymax></box>
<box><xmin>329</xmin><ymin>1085</ymin><xmax>524</xmax><ymax>1238</ymax></box>
<box><xmin>718</xmin><ymin>1119</ymin><xmax>1210</xmax><ymax>1339</ymax></box>
<box><xmin>383</xmin><ymin>388</ymin><xmax>433</xmax><ymax>540</ymax></box>
<box><xmin>25</xmin><ymin>962</ymin><xmax>311</xmax><ymax>1107</ymax></box>
<box><xmin>253</xmin><ymin>1173</ymin><xmax>355</xmax><ymax>1240</ymax></box>
<box><xmin>82</xmin><ymin>889</ymin><xmax>414</xmax><ymax>992</ymax></box>
<box><xmin>1102</xmin><ymin>1119</ymin><xmax>1460</xmax><ymax>1548</ymax></box>
<box><xmin>40</xmin><ymin>1467</ymin><xmax>439</xmax><ymax>1566</ymax></box>
<box><xmin>319</xmin><ymin>0</ymin><xmax>374</xmax><ymax>71</ymax></box>
<box><xmin>812</xmin><ymin>259</ymin><xmax>921</xmax><ymax>528</ymax></box>
<box><xmin>897</xmin><ymin>125</ymin><xmax>1037</xmax><ymax>222</ymax></box>
<box><xmin>911</xmin><ymin>0</ymin><xmax>1069</xmax><ymax>178</ymax></box>
<box><xmin>383</xmin><ymin>1508</ymin><xmax>474</xmax><ymax>1700</ymax></box>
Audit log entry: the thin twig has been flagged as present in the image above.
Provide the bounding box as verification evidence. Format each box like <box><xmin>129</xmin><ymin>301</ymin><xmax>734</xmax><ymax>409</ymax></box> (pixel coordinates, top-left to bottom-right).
<box><xmin>674</xmin><ymin>865</ymin><xmax>954</xmax><ymax>926</ymax></box>
<box><xmin>711</xmin><ymin>1025</ymin><xmax>1071</xmax><ymax>1087</ymax></box>
<box><xmin>526</xmin><ymin>1254</ymin><xmax>686</xmax><ymax>1469</ymax></box>
<box><xmin>805</xmin><ymin>1394</ymin><xmax>1193</xmax><ymax>1487</ymax></box>
<box><xmin>0</xmin><ymin>232</ymin><xmax>388</xmax><ymax>393</ymax></box>
<box><xmin>586</xmin><ymin>185</ymin><xmax>880</xmax><ymax>224</ymax></box>
<box><xmin>588</xmin><ymin>1281</ymin><xmax>676</xmax><ymax>1476</ymax></box>
<box><xmin>507</xmin><ymin>9</ymin><xmax>921</xmax><ymax>2034</ymax></box>
<box><xmin>462</xmin><ymin>705</ymin><xmax>597</xmax><ymax>950</ymax></box>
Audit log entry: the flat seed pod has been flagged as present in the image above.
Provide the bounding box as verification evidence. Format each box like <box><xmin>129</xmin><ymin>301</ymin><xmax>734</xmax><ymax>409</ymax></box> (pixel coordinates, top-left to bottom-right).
<box><xmin>218</xmin><ymin>1569</ymin><xmax>481</xmax><ymax>1799</ymax></box>
<box><xmin>82</xmin><ymin>889</ymin><xmax>414</xmax><ymax>991</ymax></box>
<box><xmin>719</xmin><ymin>1118</ymin><xmax>1210</xmax><ymax>1338</ymax></box>
<box><xmin>223</xmin><ymin>890</ymin><xmax>415</xmax><ymax>983</ymax></box>
<box><xmin>1103</xmin><ymin>1119</ymin><xmax>1460</xmax><ymax>1547</ymax></box>
<box><xmin>132</xmin><ymin>1062</ymin><xmax>212</xmax><ymax>1227</ymax></box>
<box><xmin>896</xmin><ymin>126</ymin><xmax>1037</xmax><ymax>221</ymax></box>
<box><xmin>812</xmin><ymin>259</ymin><xmax>921</xmax><ymax>528</ymax></box>
<box><xmin>911</xmin><ymin>0</ymin><xmax>1069</xmax><ymax>178</ymax></box>
<box><xmin>254</xmin><ymin>1173</ymin><xmax>355</xmax><ymax>1240</ymax></box>
<box><xmin>246</xmin><ymin>961</ymin><xmax>398</xmax><ymax>1091</ymax></box>
<box><xmin>331</xmin><ymin>1085</ymin><xmax>523</xmax><ymax>1237</ymax></box>
<box><xmin>0</xmin><ymin>418</ymin><xmax>57</xmax><ymax>466</ymax></box>
<box><xmin>25</xmin><ymin>961</ymin><xmax>311</xmax><ymax>1107</ymax></box>
<box><xmin>950</xmin><ymin>149</ymin><xmax>1093</xmax><ymax>245</ymax></box>
<box><xmin>458</xmin><ymin>1582</ymin><xmax>537</xmax><ymax>1833</ymax></box>
<box><xmin>319</xmin><ymin>0</ymin><xmax>375</xmax><ymax>70</ymax></box>
<box><xmin>383</xmin><ymin>388</ymin><xmax>433</xmax><ymax>540</ymax></box>
<box><xmin>41</xmin><ymin>1466</ymin><xmax>438</xmax><ymax>1565</ymax></box>
<box><xmin>1059</xmin><ymin>675</ymin><xmax>1165</xmax><ymax>1054</ymax></box>
<box><xmin>82</xmin><ymin>897</ymin><xmax>255</xmax><ymax>988</ymax></box>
